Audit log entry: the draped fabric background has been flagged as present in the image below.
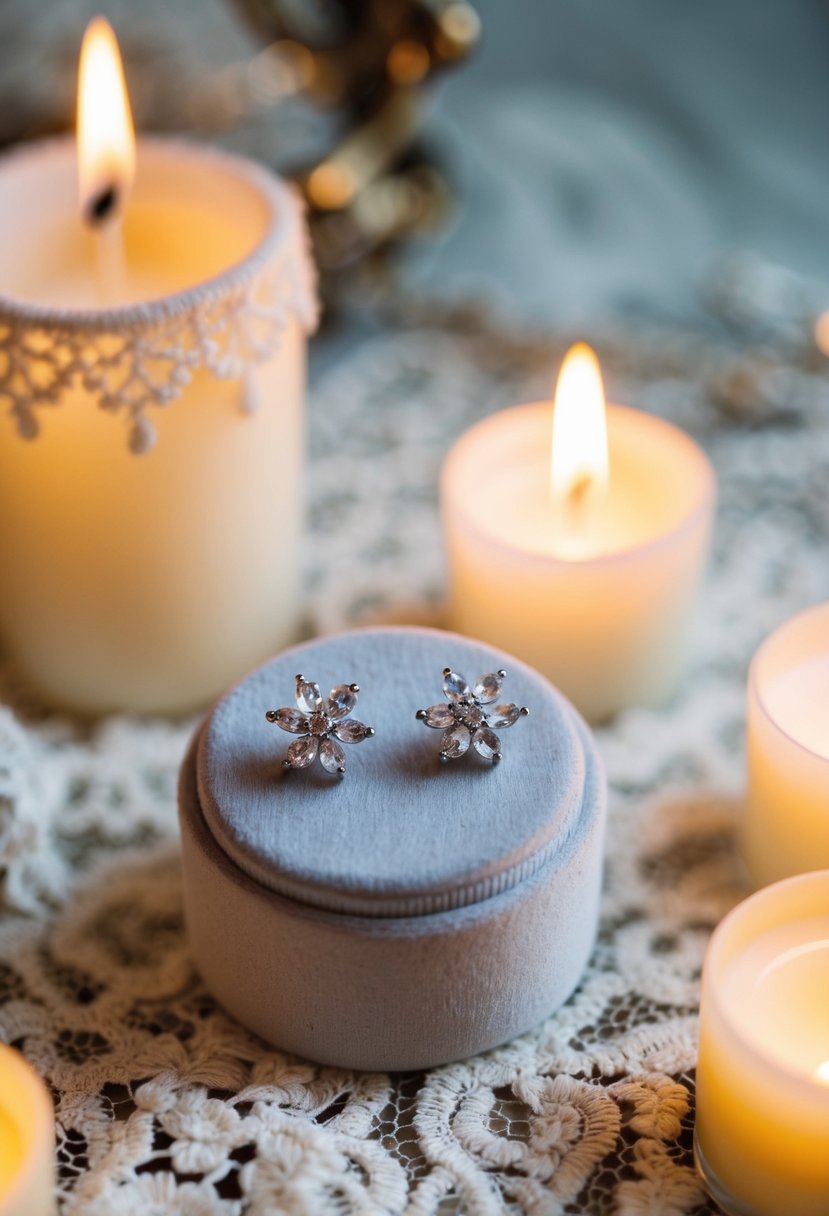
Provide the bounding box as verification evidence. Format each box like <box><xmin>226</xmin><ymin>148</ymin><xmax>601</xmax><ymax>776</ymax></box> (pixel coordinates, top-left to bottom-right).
<box><xmin>408</xmin><ymin>0</ymin><xmax>829</xmax><ymax>324</ymax></box>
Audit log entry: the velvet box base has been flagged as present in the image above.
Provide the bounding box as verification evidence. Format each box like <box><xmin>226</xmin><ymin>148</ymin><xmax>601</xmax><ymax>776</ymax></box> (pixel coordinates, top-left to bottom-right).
<box><xmin>178</xmin><ymin>627</ymin><xmax>607</xmax><ymax>1072</ymax></box>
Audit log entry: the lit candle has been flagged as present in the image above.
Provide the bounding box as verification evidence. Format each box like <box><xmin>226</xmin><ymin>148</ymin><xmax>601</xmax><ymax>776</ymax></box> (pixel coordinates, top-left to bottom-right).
<box><xmin>0</xmin><ymin>18</ymin><xmax>316</xmax><ymax>715</ymax></box>
<box><xmin>441</xmin><ymin>344</ymin><xmax>716</xmax><ymax>721</ymax></box>
<box><xmin>0</xmin><ymin>1045</ymin><xmax>55</xmax><ymax>1216</ymax></box>
<box><xmin>695</xmin><ymin>871</ymin><xmax>829</xmax><ymax>1216</ymax></box>
<box><xmin>744</xmin><ymin>602</ymin><xmax>829</xmax><ymax>888</ymax></box>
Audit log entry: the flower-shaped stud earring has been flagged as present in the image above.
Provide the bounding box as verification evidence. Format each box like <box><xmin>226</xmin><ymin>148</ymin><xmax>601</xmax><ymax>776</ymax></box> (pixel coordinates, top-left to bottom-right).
<box><xmin>266</xmin><ymin>675</ymin><xmax>375</xmax><ymax>777</ymax></box>
<box><xmin>416</xmin><ymin>668</ymin><xmax>529</xmax><ymax>765</ymax></box>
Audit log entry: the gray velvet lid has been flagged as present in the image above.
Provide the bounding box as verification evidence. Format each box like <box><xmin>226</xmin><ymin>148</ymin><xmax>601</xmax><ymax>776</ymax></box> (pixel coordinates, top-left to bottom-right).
<box><xmin>197</xmin><ymin>626</ymin><xmax>593</xmax><ymax>917</ymax></box>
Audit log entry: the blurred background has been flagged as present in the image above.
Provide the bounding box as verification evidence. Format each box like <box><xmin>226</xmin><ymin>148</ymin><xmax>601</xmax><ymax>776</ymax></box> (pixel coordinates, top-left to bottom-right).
<box><xmin>2</xmin><ymin>0</ymin><xmax>828</xmax><ymax>341</ymax></box>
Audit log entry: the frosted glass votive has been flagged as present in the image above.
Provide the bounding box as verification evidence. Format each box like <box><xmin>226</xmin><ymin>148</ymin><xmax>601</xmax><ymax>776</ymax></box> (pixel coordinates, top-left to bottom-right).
<box><xmin>442</xmin><ymin>402</ymin><xmax>715</xmax><ymax>723</ymax></box>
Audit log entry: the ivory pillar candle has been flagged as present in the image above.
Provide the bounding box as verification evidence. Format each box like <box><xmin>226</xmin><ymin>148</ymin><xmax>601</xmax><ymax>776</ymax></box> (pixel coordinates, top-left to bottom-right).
<box><xmin>442</xmin><ymin>345</ymin><xmax>716</xmax><ymax>722</ymax></box>
<box><xmin>0</xmin><ymin>21</ymin><xmax>316</xmax><ymax>715</ymax></box>
<box><xmin>744</xmin><ymin>602</ymin><xmax>829</xmax><ymax>888</ymax></box>
<box><xmin>0</xmin><ymin>1045</ymin><xmax>55</xmax><ymax>1216</ymax></box>
<box><xmin>695</xmin><ymin>871</ymin><xmax>829</xmax><ymax>1216</ymax></box>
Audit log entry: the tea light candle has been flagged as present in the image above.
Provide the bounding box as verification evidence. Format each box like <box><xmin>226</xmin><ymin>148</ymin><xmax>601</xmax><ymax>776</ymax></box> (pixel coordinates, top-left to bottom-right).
<box><xmin>0</xmin><ymin>19</ymin><xmax>316</xmax><ymax>714</ymax></box>
<box><xmin>695</xmin><ymin>871</ymin><xmax>829</xmax><ymax>1216</ymax></box>
<box><xmin>744</xmin><ymin>602</ymin><xmax>829</xmax><ymax>888</ymax></box>
<box><xmin>441</xmin><ymin>344</ymin><xmax>716</xmax><ymax>722</ymax></box>
<box><xmin>0</xmin><ymin>1045</ymin><xmax>55</xmax><ymax>1216</ymax></box>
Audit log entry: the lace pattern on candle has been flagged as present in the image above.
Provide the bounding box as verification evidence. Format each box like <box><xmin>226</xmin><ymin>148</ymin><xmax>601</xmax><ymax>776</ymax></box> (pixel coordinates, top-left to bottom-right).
<box><xmin>0</xmin><ymin>189</ymin><xmax>318</xmax><ymax>453</ymax></box>
<box><xmin>2</xmin><ymin>311</ymin><xmax>828</xmax><ymax>1213</ymax></box>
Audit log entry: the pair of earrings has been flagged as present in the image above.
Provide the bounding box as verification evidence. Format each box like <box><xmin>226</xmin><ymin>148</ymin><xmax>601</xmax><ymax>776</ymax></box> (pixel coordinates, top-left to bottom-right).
<box><xmin>265</xmin><ymin>668</ymin><xmax>530</xmax><ymax>778</ymax></box>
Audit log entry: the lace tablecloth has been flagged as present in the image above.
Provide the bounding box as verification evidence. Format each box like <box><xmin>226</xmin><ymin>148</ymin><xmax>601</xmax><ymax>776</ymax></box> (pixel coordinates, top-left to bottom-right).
<box><xmin>2</xmin><ymin>304</ymin><xmax>828</xmax><ymax>1214</ymax></box>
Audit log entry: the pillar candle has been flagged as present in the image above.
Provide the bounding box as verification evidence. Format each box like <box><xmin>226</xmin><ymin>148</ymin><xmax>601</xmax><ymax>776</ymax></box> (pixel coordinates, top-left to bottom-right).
<box><xmin>0</xmin><ymin>20</ymin><xmax>316</xmax><ymax>715</ymax></box>
<box><xmin>695</xmin><ymin>871</ymin><xmax>829</xmax><ymax>1216</ymax></box>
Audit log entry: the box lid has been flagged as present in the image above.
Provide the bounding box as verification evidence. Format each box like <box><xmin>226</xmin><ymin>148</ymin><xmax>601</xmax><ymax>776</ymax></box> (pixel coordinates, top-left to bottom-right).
<box><xmin>196</xmin><ymin>626</ymin><xmax>600</xmax><ymax>917</ymax></box>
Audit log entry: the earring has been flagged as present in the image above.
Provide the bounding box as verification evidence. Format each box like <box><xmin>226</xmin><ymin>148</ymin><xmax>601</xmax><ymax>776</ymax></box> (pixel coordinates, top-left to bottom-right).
<box><xmin>416</xmin><ymin>667</ymin><xmax>529</xmax><ymax>765</ymax></box>
<box><xmin>266</xmin><ymin>675</ymin><xmax>375</xmax><ymax>777</ymax></box>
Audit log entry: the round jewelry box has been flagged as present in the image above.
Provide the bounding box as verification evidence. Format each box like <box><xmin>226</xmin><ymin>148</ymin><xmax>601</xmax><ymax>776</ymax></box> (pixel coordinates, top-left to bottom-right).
<box><xmin>178</xmin><ymin>626</ymin><xmax>607</xmax><ymax>1071</ymax></box>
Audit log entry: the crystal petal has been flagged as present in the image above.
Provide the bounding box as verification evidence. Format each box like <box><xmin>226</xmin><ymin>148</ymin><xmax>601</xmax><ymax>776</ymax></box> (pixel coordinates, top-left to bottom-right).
<box><xmin>491</xmin><ymin>703</ymin><xmax>521</xmax><ymax>729</ymax></box>
<box><xmin>295</xmin><ymin>678</ymin><xmax>323</xmax><ymax>714</ymax></box>
<box><xmin>472</xmin><ymin>727</ymin><xmax>501</xmax><ymax>760</ymax></box>
<box><xmin>327</xmin><ymin>684</ymin><xmax>358</xmax><ymax>720</ymax></box>
<box><xmin>268</xmin><ymin>707</ymin><xmax>309</xmax><ymax>734</ymax></box>
<box><xmin>319</xmin><ymin>738</ymin><xmax>346</xmax><ymax>774</ymax></box>
<box><xmin>287</xmin><ymin>736</ymin><xmax>318</xmax><ymax>769</ymax></box>
<box><xmin>473</xmin><ymin>672</ymin><xmax>504</xmax><ymax>704</ymax></box>
<box><xmin>333</xmin><ymin>718</ymin><xmax>372</xmax><ymax>743</ymax></box>
<box><xmin>441</xmin><ymin>723</ymin><xmax>471</xmax><ymax>759</ymax></box>
<box><xmin>419</xmin><ymin>703</ymin><xmax>455</xmax><ymax>729</ymax></box>
<box><xmin>442</xmin><ymin>670</ymin><xmax>470</xmax><ymax>702</ymax></box>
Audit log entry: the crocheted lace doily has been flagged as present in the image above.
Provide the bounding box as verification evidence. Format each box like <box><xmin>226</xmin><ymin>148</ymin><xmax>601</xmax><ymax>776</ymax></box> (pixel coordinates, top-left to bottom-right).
<box><xmin>2</xmin><ymin>299</ymin><xmax>827</xmax><ymax>1215</ymax></box>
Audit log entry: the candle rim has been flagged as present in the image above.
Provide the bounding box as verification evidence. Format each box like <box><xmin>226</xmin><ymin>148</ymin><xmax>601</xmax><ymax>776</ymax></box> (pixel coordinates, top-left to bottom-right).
<box><xmin>442</xmin><ymin>400</ymin><xmax>717</xmax><ymax>567</ymax></box>
<box><xmin>0</xmin><ymin>1043</ymin><xmax>54</xmax><ymax>1207</ymax></box>
<box><xmin>0</xmin><ymin>134</ymin><xmax>307</xmax><ymax>332</ymax></box>
<box><xmin>749</xmin><ymin>600</ymin><xmax>829</xmax><ymax>766</ymax></box>
<box><xmin>701</xmin><ymin>869</ymin><xmax>829</xmax><ymax>1101</ymax></box>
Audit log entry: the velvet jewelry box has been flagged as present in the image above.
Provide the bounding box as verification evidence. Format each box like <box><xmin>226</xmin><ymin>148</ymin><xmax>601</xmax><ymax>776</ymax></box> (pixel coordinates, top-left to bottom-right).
<box><xmin>178</xmin><ymin>626</ymin><xmax>607</xmax><ymax>1071</ymax></box>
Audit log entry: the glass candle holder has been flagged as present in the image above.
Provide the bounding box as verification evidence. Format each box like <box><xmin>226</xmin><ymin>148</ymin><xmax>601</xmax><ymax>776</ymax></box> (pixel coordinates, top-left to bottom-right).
<box><xmin>744</xmin><ymin>602</ymin><xmax>829</xmax><ymax>888</ymax></box>
<box><xmin>695</xmin><ymin>870</ymin><xmax>829</xmax><ymax>1216</ymax></box>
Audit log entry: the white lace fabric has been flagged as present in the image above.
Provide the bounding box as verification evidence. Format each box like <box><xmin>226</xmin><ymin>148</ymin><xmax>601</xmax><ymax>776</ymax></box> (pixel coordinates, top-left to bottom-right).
<box><xmin>2</xmin><ymin>314</ymin><xmax>827</xmax><ymax>1214</ymax></box>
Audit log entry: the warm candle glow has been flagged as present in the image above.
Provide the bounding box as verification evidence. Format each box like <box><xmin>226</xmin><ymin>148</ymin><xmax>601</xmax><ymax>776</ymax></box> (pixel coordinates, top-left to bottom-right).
<box><xmin>815</xmin><ymin>1060</ymin><xmax>829</xmax><ymax>1085</ymax></box>
<box><xmin>550</xmin><ymin>342</ymin><xmax>609</xmax><ymax>514</ymax></box>
<box><xmin>77</xmin><ymin>16</ymin><xmax>135</xmax><ymax>225</ymax></box>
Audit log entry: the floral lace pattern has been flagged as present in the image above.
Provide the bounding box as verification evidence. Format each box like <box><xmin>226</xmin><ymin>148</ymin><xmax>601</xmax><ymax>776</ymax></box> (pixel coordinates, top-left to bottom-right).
<box><xmin>2</xmin><ymin>303</ymin><xmax>828</xmax><ymax>1213</ymax></box>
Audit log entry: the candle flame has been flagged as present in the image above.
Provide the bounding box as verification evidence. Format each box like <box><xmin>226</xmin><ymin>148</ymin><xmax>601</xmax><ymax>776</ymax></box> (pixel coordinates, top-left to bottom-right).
<box><xmin>814</xmin><ymin>1060</ymin><xmax>829</xmax><ymax>1085</ymax></box>
<box><xmin>550</xmin><ymin>342</ymin><xmax>609</xmax><ymax>516</ymax></box>
<box><xmin>77</xmin><ymin>16</ymin><xmax>135</xmax><ymax>226</ymax></box>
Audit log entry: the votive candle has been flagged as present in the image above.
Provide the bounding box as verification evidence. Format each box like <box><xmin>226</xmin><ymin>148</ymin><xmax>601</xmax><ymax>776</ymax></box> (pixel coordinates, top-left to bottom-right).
<box><xmin>695</xmin><ymin>870</ymin><xmax>829</xmax><ymax>1216</ymax></box>
<box><xmin>744</xmin><ymin>602</ymin><xmax>829</xmax><ymax>888</ymax></box>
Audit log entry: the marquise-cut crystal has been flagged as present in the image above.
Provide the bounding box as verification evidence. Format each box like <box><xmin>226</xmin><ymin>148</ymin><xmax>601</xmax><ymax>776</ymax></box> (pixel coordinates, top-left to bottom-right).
<box><xmin>333</xmin><ymin>718</ymin><xmax>370</xmax><ymax>743</ymax></box>
<box><xmin>327</xmin><ymin>684</ymin><xmax>357</xmax><ymax>720</ymax></box>
<box><xmin>491</xmin><ymin>703</ymin><xmax>521</xmax><ymax>729</ymax></box>
<box><xmin>473</xmin><ymin>672</ymin><xmax>504</xmax><ymax>704</ymax></box>
<box><xmin>295</xmin><ymin>678</ymin><xmax>323</xmax><ymax>714</ymax></box>
<box><xmin>421</xmin><ymin>703</ymin><xmax>455</xmax><ymax>729</ymax></box>
<box><xmin>287</xmin><ymin>736</ymin><xmax>318</xmax><ymax>768</ymax></box>
<box><xmin>441</xmin><ymin>723</ymin><xmax>471</xmax><ymax>759</ymax></box>
<box><xmin>472</xmin><ymin>726</ymin><xmax>500</xmax><ymax>760</ymax></box>
<box><xmin>443</xmin><ymin>670</ymin><xmax>470</xmax><ymax>702</ymax></box>
<box><xmin>319</xmin><ymin>738</ymin><xmax>346</xmax><ymax>773</ymax></box>
<box><xmin>272</xmin><ymin>707</ymin><xmax>308</xmax><ymax>734</ymax></box>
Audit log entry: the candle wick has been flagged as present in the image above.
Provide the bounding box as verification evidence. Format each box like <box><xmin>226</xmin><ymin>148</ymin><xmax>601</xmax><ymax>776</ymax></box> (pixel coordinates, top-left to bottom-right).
<box><xmin>91</xmin><ymin>209</ymin><xmax>127</xmax><ymax>307</ymax></box>
<box><xmin>566</xmin><ymin>472</ymin><xmax>593</xmax><ymax>510</ymax></box>
<box><xmin>86</xmin><ymin>184</ymin><xmax>119</xmax><ymax>227</ymax></box>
